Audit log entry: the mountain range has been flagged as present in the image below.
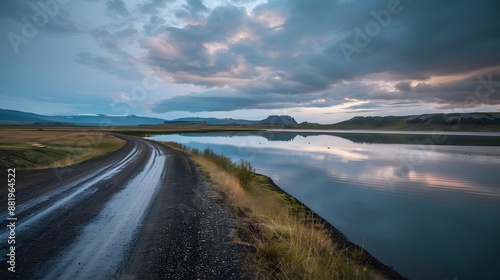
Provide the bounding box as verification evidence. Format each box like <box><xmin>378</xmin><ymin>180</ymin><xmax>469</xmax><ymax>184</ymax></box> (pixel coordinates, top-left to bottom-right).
<box><xmin>1</xmin><ymin>108</ymin><xmax>499</xmax><ymax>131</ymax></box>
<box><xmin>0</xmin><ymin>109</ymin><xmax>165</xmax><ymax>126</ymax></box>
<box><xmin>167</xmin><ymin>115</ymin><xmax>298</xmax><ymax>125</ymax></box>
<box><xmin>0</xmin><ymin>109</ymin><xmax>298</xmax><ymax>126</ymax></box>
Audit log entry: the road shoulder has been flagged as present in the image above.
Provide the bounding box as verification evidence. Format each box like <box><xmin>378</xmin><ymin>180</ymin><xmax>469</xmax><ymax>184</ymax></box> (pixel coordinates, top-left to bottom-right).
<box><xmin>121</xmin><ymin>144</ymin><xmax>248</xmax><ymax>279</ymax></box>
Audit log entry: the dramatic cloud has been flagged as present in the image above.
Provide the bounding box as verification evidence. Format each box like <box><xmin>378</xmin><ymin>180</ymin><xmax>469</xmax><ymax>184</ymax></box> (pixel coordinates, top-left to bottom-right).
<box><xmin>144</xmin><ymin>0</ymin><xmax>500</xmax><ymax>113</ymax></box>
<box><xmin>152</xmin><ymin>86</ymin><xmax>360</xmax><ymax>113</ymax></box>
<box><xmin>0</xmin><ymin>1</ymin><xmax>82</xmax><ymax>35</ymax></box>
<box><xmin>138</xmin><ymin>0</ymin><xmax>175</xmax><ymax>15</ymax></box>
<box><xmin>176</xmin><ymin>0</ymin><xmax>210</xmax><ymax>20</ymax></box>
<box><xmin>1</xmin><ymin>0</ymin><xmax>499</xmax><ymax>121</ymax></box>
<box><xmin>106</xmin><ymin>0</ymin><xmax>131</xmax><ymax>18</ymax></box>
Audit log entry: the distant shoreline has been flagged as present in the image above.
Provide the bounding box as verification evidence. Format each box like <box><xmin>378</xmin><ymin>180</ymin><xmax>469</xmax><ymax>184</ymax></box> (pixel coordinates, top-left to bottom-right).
<box><xmin>267</xmin><ymin>128</ymin><xmax>500</xmax><ymax>137</ymax></box>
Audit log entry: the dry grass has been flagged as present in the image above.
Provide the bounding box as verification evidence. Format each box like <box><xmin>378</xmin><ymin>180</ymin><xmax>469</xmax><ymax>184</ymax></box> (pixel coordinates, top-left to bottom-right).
<box><xmin>0</xmin><ymin>128</ymin><xmax>125</xmax><ymax>170</ymax></box>
<box><xmin>178</xmin><ymin>148</ymin><xmax>381</xmax><ymax>280</ymax></box>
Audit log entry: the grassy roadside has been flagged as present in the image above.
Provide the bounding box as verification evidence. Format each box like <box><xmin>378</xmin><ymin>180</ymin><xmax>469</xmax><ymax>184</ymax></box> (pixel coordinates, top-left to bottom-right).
<box><xmin>0</xmin><ymin>129</ymin><xmax>125</xmax><ymax>170</ymax></box>
<box><xmin>163</xmin><ymin>142</ymin><xmax>390</xmax><ymax>280</ymax></box>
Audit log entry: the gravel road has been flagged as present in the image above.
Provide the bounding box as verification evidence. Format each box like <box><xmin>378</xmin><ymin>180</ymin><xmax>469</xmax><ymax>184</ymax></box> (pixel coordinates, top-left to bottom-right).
<box><xmin>0</xmin><ymin>135</ymin><xmax>246</xmax><ymax>279</ymax></box>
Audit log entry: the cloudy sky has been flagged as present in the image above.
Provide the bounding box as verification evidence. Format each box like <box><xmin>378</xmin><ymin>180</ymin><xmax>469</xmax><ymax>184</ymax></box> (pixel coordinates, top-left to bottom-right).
<box><xmin>1</xmin><ymin>0</ymin><xmax>499</xmax><ymax>123</ymax></box>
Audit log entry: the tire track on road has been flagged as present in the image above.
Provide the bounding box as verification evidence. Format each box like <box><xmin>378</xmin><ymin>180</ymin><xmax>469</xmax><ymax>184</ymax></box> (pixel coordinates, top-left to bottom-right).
<box><xmin>0</xmin><ymin>145</ymin><xmax>140</xmax><ymax>244</ymax></box>
<box><xmin>39</xmin><ymin>143</ymin><xmax>167</xmax><ymax>279</ymax></box>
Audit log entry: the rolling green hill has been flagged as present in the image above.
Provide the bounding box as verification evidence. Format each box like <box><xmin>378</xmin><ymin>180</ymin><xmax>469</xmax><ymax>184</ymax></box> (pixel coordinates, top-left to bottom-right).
<box><xmin>299</xmin><ymin>112</ymin><xmax>500</xmax><ymax>131</ymax></box>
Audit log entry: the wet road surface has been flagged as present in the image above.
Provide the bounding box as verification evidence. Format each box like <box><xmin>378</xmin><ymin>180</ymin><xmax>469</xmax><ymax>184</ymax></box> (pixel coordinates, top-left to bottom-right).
<box><xmin>0</xmin><ymin>135</ymin><xmax>245</xmax><ymax>279</ymax></box>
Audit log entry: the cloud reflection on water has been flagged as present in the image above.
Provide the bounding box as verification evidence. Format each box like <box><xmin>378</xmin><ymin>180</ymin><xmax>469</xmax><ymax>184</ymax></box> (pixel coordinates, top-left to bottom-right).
<box><xmin>149</xmin><ymin>131</ymin><xmax>500</xmax><ymax>279</ymax></box>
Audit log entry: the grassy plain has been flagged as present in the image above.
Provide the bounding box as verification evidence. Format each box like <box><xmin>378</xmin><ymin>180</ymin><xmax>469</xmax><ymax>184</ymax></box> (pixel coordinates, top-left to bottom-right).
<box><xmin>0</xmin><ymin>123</ymin><xmax>258</xmax><ymax>170</ymax></box>
<box><xmin>0</xmin><ymin>127</ymin><xmax>125</xmax><ymax>170</ymax></box>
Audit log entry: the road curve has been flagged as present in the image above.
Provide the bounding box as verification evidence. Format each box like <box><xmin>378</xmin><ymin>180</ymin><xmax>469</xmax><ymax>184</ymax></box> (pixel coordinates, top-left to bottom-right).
<box><xmin>0</xmin><ymin>135</ymin><xmax>245</xmax><ymax>279</ymax></box>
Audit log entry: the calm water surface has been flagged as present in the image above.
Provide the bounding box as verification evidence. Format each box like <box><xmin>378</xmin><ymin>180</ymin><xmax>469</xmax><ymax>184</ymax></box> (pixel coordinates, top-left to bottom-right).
<box><xmin>149</xmin><ymin>131</ymin><xmax>500</xmax><ymax>280</ymax></box>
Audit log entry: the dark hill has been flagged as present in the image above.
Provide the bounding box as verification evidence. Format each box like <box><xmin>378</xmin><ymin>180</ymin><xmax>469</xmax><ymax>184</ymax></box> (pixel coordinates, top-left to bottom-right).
<box><xmin>259</xmin><ymin>115</ymin><xmax>298</xmax><ymax>125</ymax></box>
<box><xmin>330</xmin><ymin>112</ymin><xmax>500</xmax><ymax>131</ymax></box>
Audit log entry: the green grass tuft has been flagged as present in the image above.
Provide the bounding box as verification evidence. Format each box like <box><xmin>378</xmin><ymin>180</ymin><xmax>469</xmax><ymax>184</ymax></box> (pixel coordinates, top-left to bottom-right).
<box><xmin>200</xmin><ymin>147</ymin><xmax>255</xmax><ymax>188</ymax></box>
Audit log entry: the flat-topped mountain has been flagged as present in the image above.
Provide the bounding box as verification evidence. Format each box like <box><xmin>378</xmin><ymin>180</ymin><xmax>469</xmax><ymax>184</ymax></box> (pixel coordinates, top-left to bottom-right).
<box><xmin>259</xmin><ymin>115</ymin><xmax>298</xmax><ymax>125</ymax></box>
<box><xmin>167</xmin><ymin>115</ymin><xmax>298</xmax><ymax>125</ymax></box>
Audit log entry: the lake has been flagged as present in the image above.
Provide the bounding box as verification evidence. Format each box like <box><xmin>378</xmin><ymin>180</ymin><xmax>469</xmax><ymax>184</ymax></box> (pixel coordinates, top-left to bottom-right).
<box><xmin>148</xmin><ymin>131</ymin><xmax>500</xmax><ymax>280</ymax></box>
